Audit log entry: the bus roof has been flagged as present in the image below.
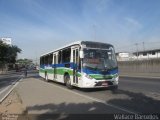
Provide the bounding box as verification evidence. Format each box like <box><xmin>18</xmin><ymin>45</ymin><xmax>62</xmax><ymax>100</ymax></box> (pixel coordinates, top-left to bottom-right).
<box><xmin>40</xmin><ymin>41</ymin><xmax>113</xmax><ymax>57</ymax></box>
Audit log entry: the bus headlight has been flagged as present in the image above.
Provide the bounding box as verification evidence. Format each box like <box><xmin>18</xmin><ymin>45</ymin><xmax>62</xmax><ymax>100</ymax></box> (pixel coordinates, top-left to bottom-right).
<box><xmin>113</xmin><ymin>74</ymin><xmax>118</xmax><ymax>78</ymax></box>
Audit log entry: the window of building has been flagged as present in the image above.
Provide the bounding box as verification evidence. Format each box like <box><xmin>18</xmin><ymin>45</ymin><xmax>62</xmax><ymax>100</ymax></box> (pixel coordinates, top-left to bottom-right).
<box><xmin>135</xmin><ymin>53</ymin><xmax>139</xmax><ymax>56</ymax></box>
<box><xmin>152</xmin><ymin>51</ymin><xmax>156</xmax><ymax>55</ymax></box>
<box><xmin>143</xmin><ymin>53</ymin><xmax>147</xmax><ymax>56</ymax></box>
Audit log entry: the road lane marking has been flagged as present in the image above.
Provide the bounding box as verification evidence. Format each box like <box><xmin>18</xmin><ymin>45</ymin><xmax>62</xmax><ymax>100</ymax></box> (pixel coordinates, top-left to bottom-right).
<box><xmin>0</xmin><ymin>76</ymin><xmax>22</xmax><ymax>95</ymax></box>
<box><xmin>0</xmin><ymin>74</ymin><xmax>22</xmax><ymax>79</ymax></box>
<box><xmin>0</xmin><ymin>78</ymin><xmax>22</xmax><ymax>103</ymax></box>
<box><xmin>0</xmin><ymin>85</ymin><xmax>11</xmax><ymax>95</ymax></box>
<box><xmin>47</xmin><ymin>82</ymin><xmax>137</xmax><ymax>114</ymax></box>
<box><xmin>0</xmin><ymin>81</ymin><xmax>8</xmax><ymax>84</ymax></box>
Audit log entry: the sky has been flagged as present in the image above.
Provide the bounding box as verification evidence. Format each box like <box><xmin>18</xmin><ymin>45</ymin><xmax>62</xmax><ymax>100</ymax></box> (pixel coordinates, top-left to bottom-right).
<box><xmin>0</xmin><ymin>0</ymin><xmax>160</xmax><ymax>60</ymax></box>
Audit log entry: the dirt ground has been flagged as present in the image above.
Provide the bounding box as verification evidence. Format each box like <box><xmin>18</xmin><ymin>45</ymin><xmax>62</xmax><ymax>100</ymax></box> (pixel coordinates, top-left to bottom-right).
<box><xmin>0</xmin><ymin>90</ymin><xmax>26</xmax><ymax>120</ymax></box>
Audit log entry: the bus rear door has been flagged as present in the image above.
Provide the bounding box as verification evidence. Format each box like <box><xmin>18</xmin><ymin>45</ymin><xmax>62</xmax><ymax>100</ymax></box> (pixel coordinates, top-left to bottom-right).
<box><xmin>53</xmin><ymin>52</ymin><xmax>58</xmax><ymax>80</ymax></box>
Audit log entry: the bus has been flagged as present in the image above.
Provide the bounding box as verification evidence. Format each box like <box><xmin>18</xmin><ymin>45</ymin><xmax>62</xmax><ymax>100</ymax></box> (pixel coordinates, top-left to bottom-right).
<box><xmin>39</xmin><ymin>41</ymin><xmax>119</xmax><ymax>89</ymax></box>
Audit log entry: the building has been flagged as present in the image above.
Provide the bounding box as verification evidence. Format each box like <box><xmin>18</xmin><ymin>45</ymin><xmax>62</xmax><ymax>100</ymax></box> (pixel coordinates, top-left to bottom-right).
<box><xmin>0</xmin><ymin>37</ymin><xmax>12</xmax><ymax>45</ymax></box>
<box><xmin>133</xmin><ymin>49</ymin><xmax>160</xmax><ymax>60</ymax></box>
<box><xmin>116</xmin><ymin>52</ymin><xmax>134</xmax><ymax>61</ymax></box>
<box><xmin>116</xmin><ymin>49</ymin><xmax>160</xmax><ymax>61</ymax></box>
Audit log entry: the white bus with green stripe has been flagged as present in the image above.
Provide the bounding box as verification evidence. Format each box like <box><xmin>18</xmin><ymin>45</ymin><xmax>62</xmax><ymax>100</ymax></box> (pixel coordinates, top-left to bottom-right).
<box><xmin>39</xmin><ymin>41</ymin><xmax>119</xmax><ymax>89</ymax></box>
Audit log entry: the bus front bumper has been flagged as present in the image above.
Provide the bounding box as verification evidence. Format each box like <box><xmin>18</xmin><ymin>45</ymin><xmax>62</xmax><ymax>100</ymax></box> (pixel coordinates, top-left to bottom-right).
<box><xmin>79</xmin><ymin>76</ymin><xmax>119</xmax><ymax>88</ymax></box>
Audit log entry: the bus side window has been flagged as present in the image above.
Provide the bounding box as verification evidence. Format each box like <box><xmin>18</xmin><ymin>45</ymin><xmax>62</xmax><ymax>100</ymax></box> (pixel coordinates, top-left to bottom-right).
<box><xmin>79</xmin><ymin>57</ymin><xmax>81</xmax><ymax>70</ymax></box>
<box><xmin>44</xmin><ymin>56</ymin><xmax>48</xmax><ymax>65</ymax></box>
<box><xmin>40</xmin><ymin>57</ymin><xmax>43</xmax><ymax>65</ymax></box>
<box><xmin>48</xmin><ymin>54</ymin><xmax>53</xmax><ymax>65</ymax></box>
<box><xmin>41</xmin><ymin>57</ymin><xmax>44</xmax><ymax>65</ymax></box>
<box><xmin>62</xmin><ymin>48</ymin><xmax>71</xmax><ymax>63</ymax></box>
<box><xmin>58</xmin><ymin>51</ymin><xmax>62</xmax><ymax>63</ymax></box>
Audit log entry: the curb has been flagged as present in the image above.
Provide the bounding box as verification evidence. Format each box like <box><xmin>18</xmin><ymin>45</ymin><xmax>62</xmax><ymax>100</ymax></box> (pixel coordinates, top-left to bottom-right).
<box><xmin>0</xmin><ymin>78</ymin><xmax>22</xmax><ymax>103</ymax></box>
<box><xmin>119</xmin><ymin>75</ymin><xmax>160</xmax><ymax>79</ymax></box>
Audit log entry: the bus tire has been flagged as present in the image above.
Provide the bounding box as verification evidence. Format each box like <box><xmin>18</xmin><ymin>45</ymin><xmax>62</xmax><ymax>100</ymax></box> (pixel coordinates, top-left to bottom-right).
<box><xmin>65</xmin><ymin>75</ymin><xmax>73</xmax><ymax>89</ymax></box>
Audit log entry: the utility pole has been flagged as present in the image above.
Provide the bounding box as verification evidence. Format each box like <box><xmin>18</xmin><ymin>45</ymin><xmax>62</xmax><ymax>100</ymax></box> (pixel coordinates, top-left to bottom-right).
<box><xmin>92</xmin><ymin>24</ymin><xmax>96</xmax><ymax>41</ymax></box>
<box><xmin>142</xmin><ymin>42</ymin><xmax>145</xmax><ymax>51</ymax></box>
<box><xmin>35</xmin><ymin>51</ymin><xmax>38</xmax><ymax>66</ymax></box>
<box><xmin>135</xmin><ymin>43</ymin><xmax>138</xmax><ymax>59</ymax></box>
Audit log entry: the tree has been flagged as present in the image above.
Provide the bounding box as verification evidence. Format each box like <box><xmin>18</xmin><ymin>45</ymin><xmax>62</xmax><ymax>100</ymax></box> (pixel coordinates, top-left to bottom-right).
<box><xmin>0</xmin><ymin>40</ymin><xmax>22</xmax><ymax>71</ymax></box>
<box><xmin>7</xmin><ymin>45</ymin><xmax>22</xmax><ymax>63</ymax></box>
<box><xmin>0</xmin><ymin>41</ymin><xmax>9</xmax><ymax>64</ymax></box>
<box><xmin>16</xmin><ymin>58</ymin><xmax>34</xmax><ymax>69</ymax></box>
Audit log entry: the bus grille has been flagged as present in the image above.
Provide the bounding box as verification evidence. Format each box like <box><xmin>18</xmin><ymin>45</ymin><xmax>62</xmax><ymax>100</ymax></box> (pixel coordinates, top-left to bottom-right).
<box><xmin>95</xmin><ymin>81</ymin><xmax>113</xmax><ymax>86</ymax></box>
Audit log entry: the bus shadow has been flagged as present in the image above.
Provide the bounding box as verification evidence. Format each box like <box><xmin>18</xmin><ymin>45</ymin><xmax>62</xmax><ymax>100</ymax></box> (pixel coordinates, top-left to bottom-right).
<box><xmin>109</xmin><ymin>89</ymin><xmax>160</xmax><ymax>113</ymax></box>
<box><xmin>78</xmin><ymin>87</ymin><xmax>109</xmax><ymax>92</ymax></box>
<box><xmin>19</xmin><ymin>89</ymin><xmax>160</xmax><ymax>120</ymax></box>
<box><xmin>47</xmin><ymin>80</ymin><xmax>160</xmax><ymax>113</ymax></box>
<box><xmin>21</xmin><ymin>102</ymin><xmax>122</xmax><ymax>120</ymax></box>
<box><xmin>44</xmin><ymin>79</ymin><xmax>110</xmax><ymax>92</ymax></box>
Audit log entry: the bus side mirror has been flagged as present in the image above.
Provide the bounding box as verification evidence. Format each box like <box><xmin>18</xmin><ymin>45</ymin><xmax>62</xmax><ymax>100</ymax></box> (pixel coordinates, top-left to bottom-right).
<box><xmin>80</xmin><ymin>51</ymin><xmax>84</xmax><ymax>58</ymax></box>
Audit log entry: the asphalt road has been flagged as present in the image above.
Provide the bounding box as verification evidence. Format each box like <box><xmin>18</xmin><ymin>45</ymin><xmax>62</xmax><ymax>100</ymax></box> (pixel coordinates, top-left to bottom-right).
<box><xmin>0</xmin><ymin>70</ymin><xmax>38</xmax><ymax>102</ymax></box>
<box><xmin>0</xmin><ymin>71</ymin><xmax>23</xmax><ymax>102</ymax></box>
<box><xmin>38</xmin><ymin>75</ymin><xmax>160</xmax><ymax>114</ymax></box>
<box><xmin>1</xmin><ymin>71</ymin><xmax>160</xmax><ymax>115</ymax></box>
<box><xmin>70</xmin><ymin>76</ymin><xmax>160</xmax><ymax>113</ymax></box>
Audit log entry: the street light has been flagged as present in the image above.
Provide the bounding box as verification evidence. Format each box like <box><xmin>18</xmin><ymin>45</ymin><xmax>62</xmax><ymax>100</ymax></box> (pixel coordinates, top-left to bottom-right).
<box><xmin>135</xmin><ymin>43</ymin><xmax>138</xmax><ymax>59</ymax></box>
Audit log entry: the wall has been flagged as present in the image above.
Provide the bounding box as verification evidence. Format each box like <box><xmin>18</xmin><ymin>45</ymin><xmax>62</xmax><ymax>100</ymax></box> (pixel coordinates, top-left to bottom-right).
<box><xmin>118</xmin><ymin>59</ymin><xmax>160</xmax><ymax>73</ymax></box>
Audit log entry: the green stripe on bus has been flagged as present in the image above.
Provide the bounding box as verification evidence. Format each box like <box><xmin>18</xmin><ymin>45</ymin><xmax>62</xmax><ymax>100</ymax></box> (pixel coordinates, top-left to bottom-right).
<box><xmin>39</xmin><ymin>68</ymin><xmax>117</xmax><ymax>80</ymax></box>
<box><xmin>89</xmin><ymin>74</ymin><xmax>117</xmax><ymax>80</ymax></box>
<box><xmin>39</xmin><ymin>68</ymin><xmax>81</xmax><ymax>77</ymax></box>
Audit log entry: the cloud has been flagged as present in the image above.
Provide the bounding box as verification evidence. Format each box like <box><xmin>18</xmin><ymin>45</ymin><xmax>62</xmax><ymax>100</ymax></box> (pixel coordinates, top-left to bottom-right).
<box><xmin>96</xmin><ymin>0</ymin><xmax>111</xmax><ymax>13</ymax></box>
<box><xmin>1</xmin><ymin>0</ymin><xmax>160</xmax><ymax>59</ymax></box>
<box><xmin>124</xmin><ymin>17</ymin><xmax>142</xmax><ymax>29</ymax></box>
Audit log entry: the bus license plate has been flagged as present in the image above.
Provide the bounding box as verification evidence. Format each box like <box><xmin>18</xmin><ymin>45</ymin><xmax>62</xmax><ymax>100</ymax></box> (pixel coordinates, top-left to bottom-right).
<box><xmin>102</xmin><ymin>82</ymin><xmax>108</xmax><ymax>86</ymax></box>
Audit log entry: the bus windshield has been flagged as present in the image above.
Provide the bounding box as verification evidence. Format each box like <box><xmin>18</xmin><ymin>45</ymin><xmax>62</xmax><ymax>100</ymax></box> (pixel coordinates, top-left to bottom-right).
<box><xmin>83</xmin><ymin>47</ymin><xmax>117</xmax><ymax>71</ymax></box>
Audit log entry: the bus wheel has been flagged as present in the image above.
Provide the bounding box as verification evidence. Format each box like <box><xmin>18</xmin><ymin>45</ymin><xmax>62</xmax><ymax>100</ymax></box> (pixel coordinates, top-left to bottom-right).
<box><xmin>65</xmin><ymin>75</ymin><xmax>73</xmax><ymax>89</ymax></box>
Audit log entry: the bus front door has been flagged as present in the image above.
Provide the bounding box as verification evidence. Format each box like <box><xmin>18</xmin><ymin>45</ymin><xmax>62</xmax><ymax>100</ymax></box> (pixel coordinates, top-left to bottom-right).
<box><xmin>73</xmin><ymin>48</ymin><xmax>79</xmax><ymax>84</ymax></box>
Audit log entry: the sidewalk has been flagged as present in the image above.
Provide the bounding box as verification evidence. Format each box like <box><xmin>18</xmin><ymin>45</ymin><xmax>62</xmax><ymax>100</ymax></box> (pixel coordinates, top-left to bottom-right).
<box><xmin>119</xmin><ymin>72</ymin><xmax>160</xmax><ymax>79</ymax></box>
<box><xmin>15</xmin><ymin>77</ymin><xmax>125</xmax><ymax>114</ymax></box>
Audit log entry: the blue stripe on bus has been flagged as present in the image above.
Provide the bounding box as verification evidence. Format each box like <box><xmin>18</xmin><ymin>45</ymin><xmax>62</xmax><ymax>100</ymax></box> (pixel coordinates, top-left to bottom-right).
<box><xmin>82</xmin><ymin>68</ymin><xmax>118</xmax><ymax>75</ymax></box>
<box><xmin>40</xmin><ymin>62</ymin><xmax>76</xmax><ymax>69</ymax></box>
<box><xmin>40</xmin><ymin>63</ymin><xmax>118</xmax><ymax>75</ymax></box>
